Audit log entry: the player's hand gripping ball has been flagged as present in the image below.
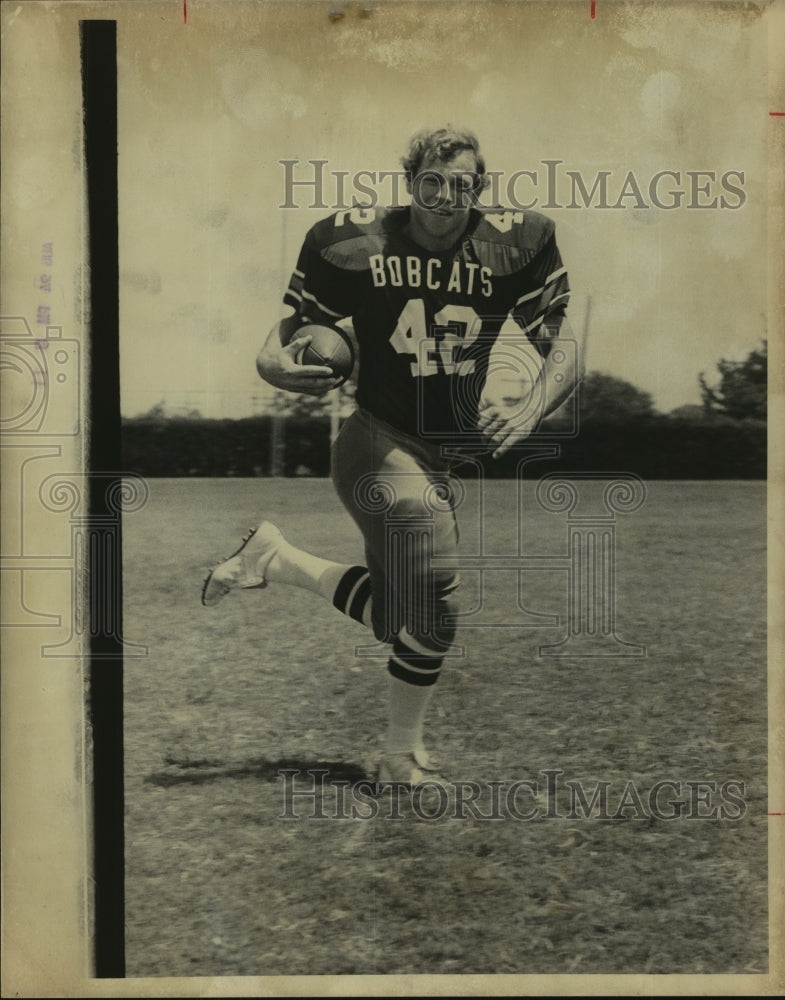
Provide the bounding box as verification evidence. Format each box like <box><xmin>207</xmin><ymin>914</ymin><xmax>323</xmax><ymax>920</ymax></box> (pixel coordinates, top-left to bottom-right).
<box><xmin>294</xmin><ymin>323</ymin><xmax>355</xmax><ymax>386</ymax></box>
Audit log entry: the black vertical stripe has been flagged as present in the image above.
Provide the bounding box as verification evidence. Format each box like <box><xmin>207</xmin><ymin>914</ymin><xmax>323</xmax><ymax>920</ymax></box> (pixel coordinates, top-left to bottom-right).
<box><xmin>331</xmin><ymin>565</ymin><xmax>368</xmax><ymax>614</ymax></box>
<box><xmin>347</xmin><ymin>578</ymin><xmax>372</xmax><ymax>624</ymax></box>
<box><xmin>81</xmin><ymin>19</ymin><xmax>125</xmax><ymax>978</ymax></box>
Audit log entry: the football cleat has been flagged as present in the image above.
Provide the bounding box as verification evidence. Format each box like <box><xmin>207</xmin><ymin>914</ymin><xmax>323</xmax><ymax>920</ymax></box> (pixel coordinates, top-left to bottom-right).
<box><xmin>376</xmin><ymin>748</ymin><xmax>445</xmax><ymax>789</ymax></box>
<box><xmin>201</xmin><ymin>521</ymin><xmax>284</xmax><ymax>607</ymax></box>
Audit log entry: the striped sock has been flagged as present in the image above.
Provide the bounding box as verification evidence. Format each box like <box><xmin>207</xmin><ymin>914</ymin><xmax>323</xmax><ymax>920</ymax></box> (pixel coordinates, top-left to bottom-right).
<box><xmin>387</xmin><ymin>632</ymin><xmax>445</xmax><ymax>687</ymax></box>
<box><xmin>331</xmin><ymin>565</ymin><xmax>373</xmax><ymax>627</ymax></box>
<box><xmin>385</xmin><ymin>668</ymin><xmax>438</xmax><ymax>756</ymax></box>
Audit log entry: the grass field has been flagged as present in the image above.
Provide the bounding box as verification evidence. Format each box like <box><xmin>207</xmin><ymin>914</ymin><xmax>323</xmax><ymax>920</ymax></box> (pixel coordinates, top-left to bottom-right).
<box><xmin>122</xmin><ymin>477</ymin><xmax>768</xmax><ymax>978</ymax></box>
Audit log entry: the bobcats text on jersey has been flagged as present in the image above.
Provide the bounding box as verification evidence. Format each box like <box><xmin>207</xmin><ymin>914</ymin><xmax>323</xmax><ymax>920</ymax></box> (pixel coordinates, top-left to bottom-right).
<box><xmin>369</xmin><ymin>254</ymin><xmax>494</xmax><ymax>297</ymax></box>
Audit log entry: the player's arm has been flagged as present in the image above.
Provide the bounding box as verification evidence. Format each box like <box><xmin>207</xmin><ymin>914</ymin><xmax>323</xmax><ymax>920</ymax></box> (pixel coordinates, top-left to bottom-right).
<box><xmin>534</xmin><ymin>315</ymin><xmax>585</xmax><ymax>417</ymax></box>
<box><xmin>259</xmin><ymin>215</ymin><xmax>358</xmax><ymax>396</ymax></box>
<box><xmin>478</xmin><ymin>315</ymin><xmax>585</xmax><ymax>458</ymax></box>
<box><xmin>256</xmin><ymin>309</ymin><xmax>341</xmax><ymax>396</ymax></box>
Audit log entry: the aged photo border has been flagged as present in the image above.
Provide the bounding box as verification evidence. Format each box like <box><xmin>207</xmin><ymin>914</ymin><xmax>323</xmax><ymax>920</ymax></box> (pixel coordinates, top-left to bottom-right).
<box><xmin>1</xmin><ymin>0</ymin><xmax>784</xmax><ymax>995</ymax></box>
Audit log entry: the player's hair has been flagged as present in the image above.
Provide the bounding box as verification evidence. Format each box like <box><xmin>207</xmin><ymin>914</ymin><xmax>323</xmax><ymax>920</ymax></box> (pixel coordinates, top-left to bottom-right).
<box><xmin>401</xmin><ymin>126</ymin><xmax>491</xmax><ymax>192</ymax></box>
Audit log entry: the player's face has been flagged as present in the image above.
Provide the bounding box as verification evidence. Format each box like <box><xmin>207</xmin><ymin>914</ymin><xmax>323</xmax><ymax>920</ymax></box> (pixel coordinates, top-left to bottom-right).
<box><xmin>408</xmin><ymin>149</ymin><xmax>479</xmax><ymax>245</ymax></box>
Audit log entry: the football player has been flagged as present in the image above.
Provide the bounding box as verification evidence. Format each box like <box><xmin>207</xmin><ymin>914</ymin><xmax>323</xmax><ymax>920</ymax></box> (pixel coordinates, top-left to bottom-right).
<box><xmin>202</xmin><ymin>127</ymin><xmax>584</xmax><ymax>786</ymax></box>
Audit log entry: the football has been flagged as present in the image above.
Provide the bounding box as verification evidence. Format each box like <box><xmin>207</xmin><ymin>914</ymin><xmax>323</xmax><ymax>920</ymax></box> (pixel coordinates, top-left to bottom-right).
<box><xmin>294</xmin><ymin>322</ymin><xmax>355</xmax><ymax>386</ymax></box>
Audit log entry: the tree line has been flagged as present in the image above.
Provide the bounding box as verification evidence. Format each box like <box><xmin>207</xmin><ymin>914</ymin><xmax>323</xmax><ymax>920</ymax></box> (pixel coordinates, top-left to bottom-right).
<box><xmin>121</xmin><ymin>342</ymin><xmax>766</xmax><ymax>479</ymax></box>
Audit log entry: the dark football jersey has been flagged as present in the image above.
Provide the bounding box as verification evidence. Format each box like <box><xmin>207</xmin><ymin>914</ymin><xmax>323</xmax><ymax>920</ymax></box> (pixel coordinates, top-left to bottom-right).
<box><xmin>283</xmin><ymin>206</ymin><xmax>570</xmax><ymax>442</ymax></box>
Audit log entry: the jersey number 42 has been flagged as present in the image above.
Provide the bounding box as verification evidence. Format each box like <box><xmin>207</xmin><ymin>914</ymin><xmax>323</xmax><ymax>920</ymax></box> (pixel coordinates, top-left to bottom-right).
<box><xmin>390</xmin><ymin>299</ymin><xmax>482</xmax><ymax>377</ymax></box>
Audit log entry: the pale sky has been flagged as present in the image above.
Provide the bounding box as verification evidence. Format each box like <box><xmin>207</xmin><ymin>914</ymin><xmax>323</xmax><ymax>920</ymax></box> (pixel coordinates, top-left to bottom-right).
<box><xmin>110</xmin><ymin>1</ymin><xmax>770</xmax><ymax>418</ymax></box>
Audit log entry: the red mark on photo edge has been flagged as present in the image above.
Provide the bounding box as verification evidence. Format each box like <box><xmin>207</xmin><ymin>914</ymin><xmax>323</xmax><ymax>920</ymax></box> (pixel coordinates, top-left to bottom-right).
<box><xmin>770</xmin><ymin>111</ymin><xmax>785</xmax><ymax>116</ymax></box>
<box><xmin>590</xmin><ymin>0</ymin><xmax>596</xmax><ymax>19</ymax></box>
<box><xmin>183</xmin><ymin>0</ymin><xmax>187</xmax><ymax>24</ymax></box>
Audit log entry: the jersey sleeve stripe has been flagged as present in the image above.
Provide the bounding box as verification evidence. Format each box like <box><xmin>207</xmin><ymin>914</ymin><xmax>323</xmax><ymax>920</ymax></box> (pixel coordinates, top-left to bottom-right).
<box><xmin>300</xmin><ymin>289</ymin><xmax>345</xmax><ymax>318</ymax></box>
<box><xmin>546</xmin><ymin>291</ymin><xmax>571</xmax><ymax>314</ymax></box>
<box><xmin>513</xmin><ymin>266</ymin><xmax>569</xmax><ymax>307</ymax></box>
<box><xmin>546</xmin><ymin>265</ymin><xmax>568</xmax><ymax>285</ymax></box>
<box><xmin>518</xmin><ymin>296</ymin><xmax>570</xmax><ymax>335</ymax></box>
<box><xmin>519</xmin><ymin>313</ymin><xmax>546</xmax><ymax>335</ymax></box>
<box><xmin>514</xmin><ymin>286</ymin><xmax>546</xmax><ymax>307</ymax></box>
